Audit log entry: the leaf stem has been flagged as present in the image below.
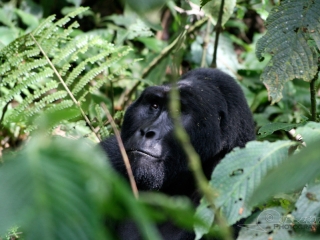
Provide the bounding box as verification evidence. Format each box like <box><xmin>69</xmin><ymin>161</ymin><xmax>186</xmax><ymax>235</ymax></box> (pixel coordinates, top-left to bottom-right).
<box><xmin>211</xmin><ymin>0</ymin><xmax>225</xmax><ymax>68</ymax></box>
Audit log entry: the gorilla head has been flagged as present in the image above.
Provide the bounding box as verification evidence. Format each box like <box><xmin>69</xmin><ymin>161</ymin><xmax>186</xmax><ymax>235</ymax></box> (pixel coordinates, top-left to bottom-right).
<box><xmin>101</xmin><ymin>68</ymin><xmax>255</xmax><ymax>195</ymax></box>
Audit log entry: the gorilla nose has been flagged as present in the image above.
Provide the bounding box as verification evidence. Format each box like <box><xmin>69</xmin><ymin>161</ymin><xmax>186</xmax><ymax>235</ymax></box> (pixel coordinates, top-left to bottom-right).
<box><xmin>140</xmin><ymin>129</ymin><xmax>156</xmax><ymax>139</ymax></box>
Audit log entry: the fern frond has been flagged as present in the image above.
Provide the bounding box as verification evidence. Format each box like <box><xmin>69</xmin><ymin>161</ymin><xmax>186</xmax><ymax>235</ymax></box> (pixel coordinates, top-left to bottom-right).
<box><xmin>72</xmin><ymin>46</ymin><xmax>131</xmax><ymax>95</ymax></box>
<box><xmin>3</xmin><ymin>68</ymin><xmax>54</xmax><ymax>103</ymax></box>
<box><xmin>25</xmin><ymin>91</ymin><xmax>68</xmax><ymax>117</ymax></box>
<box><xmin>2</xmin><ymin>59</ymin><xmax>48</xmax><ymax>86</ymax></box>
<box><xmin>55</xmin><ymin>7</ymin><xmax>89</xmax><ymax>27</ymax></box>
<box><xmin>65</xmin><ymin>48</ymin><xmax>114</xmax><ymax>86</ymax></box>
<box><xmin>88</xmin><ymin>61</ymin><xmax>132</xmax><ymax>95</ymax></box>
<box><xmin>8</xmin><ymin>81</ymin><xmax>59</xmax><ymax>121</ymax></box>
<box><xmin>0</xmin><ymin>7</ymin><xmax>132</xmax><ymax>134</ymax></box>
<box><xmin>72</xmin><ymin>59</ymin><xmax>120</xmax><ymax>96</ymax></box>
<box><xmin>53</xmin><ymin>35</ymin><xmax>98</xmax><ymax>66</ymax></box>
<box><xmin>46</xmin><ymin>100</ymin><xmax>74</xmax><ymax>113</ymax></box>
<box><xmin>32</xmin><ymin>15</ymin><xmax>56</xmax><ymax>36</ymax></box>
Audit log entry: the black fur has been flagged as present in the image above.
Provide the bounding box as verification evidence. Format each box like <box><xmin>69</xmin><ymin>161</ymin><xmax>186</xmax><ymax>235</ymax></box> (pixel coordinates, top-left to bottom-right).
<box><xmin>100</xmin><ymin>68</ymin><xmax>255</xmax><ymax>239</ymax></box>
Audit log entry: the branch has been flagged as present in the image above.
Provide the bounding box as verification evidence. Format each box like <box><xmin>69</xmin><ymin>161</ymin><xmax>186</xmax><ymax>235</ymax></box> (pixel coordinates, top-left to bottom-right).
<box><xmin>211</xmin><ymin>0</ymin><xmax>225</xmax><ymax>68</ymax></box>
<box><xmin>30</xmin><ymin>34</ymin><xmax>101</xmax><ymax>141</ymax></box>
<box><xmin>310</xmin><ymin>71</ymin><xmax>319</xmax><ymax>121</ymax></box>
<box><xmin>201</xmin><ymin>18</ymin><xmax>211</xmax><ymax>67</ymax></box>
<box><xmin>100</xmin><ymin>103</ymin><xmax>139</xmax><ymax>199</ymax></box>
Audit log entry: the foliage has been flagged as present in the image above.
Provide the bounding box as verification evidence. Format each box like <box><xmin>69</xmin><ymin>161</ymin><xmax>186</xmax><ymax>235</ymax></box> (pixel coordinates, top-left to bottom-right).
<box><xmin>0</xmin><ymin>7</ymin><xmax>131</xmax><ymax>136</ymax></box>
<box><xmin>0</xmin><ymin>0</ymin><xmax>320</xmax><ymax>240</ymax></box>
<box><xmin>210</xmin><ymin>141</ymin><xmax>295</xmax><ymax>225</ymax></box>
<box><xmin>256</xmin><ymin>0</ymin><xmax>320</xmax><ymax>104</ymax></box>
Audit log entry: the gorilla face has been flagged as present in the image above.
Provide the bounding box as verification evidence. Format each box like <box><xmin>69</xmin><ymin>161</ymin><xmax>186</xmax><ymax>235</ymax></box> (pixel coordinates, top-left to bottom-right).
<box><xmin>101</xmin><ymin>68</ymin><xmax>255</xmax><ymax>193</ymax></box>
<box><xmin>121</xmin><ymin>85</ymin><xmax>189</xmax><ymax>190</ymax></box>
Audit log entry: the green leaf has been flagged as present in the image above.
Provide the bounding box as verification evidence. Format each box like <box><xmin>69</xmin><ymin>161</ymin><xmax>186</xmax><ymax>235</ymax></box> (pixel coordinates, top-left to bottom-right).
<box><xmin>292</xmin><ymin>182</ymin><xmax>320</xmax><ymax>225</ymax></box>
<box><xmin>194</xmin><ymin>200</ymin><xmax>214</xmax><ymax>240</ymax></box>
<box><xmin>237</xmin><ymin>207</ymin><xmax>294</xmax><ymax>240</ymax></box>
<box><xmin>210</xmin><ymin>141</ymin><xmax>294</xmax><ymax>224</ymax></box>
<box><xmin>296</xmin><ymin>122</ymin><xmax>320</xmax><ymax>145</ymax></box>
<box><xmin>256</xmin><ymin>0</ymin><xmax>320</xmax><ymax>103</ymax></box>
<box><xmin>250</xmin><ymin>138</ymin><xmax>320</xmax><ymax>206</ymax></box>
<box><xmin>258</xmin><ymin>122</ymin><xmax>306</xmax><ymax>138</ymax></box>
<box><xmin>0</xmin><ymin>136</ymin><xmax>110</xmax><ymax>239</ymax></box>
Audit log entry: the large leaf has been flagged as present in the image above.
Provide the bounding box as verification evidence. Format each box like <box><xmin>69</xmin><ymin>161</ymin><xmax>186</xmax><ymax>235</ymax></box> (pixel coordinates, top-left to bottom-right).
<box><xmin>256</xmin><ymin>0</ymin><xmax>320</xmax><ymax>103</ymax></box>
<box><xmin>209</xmin><ymin>140</ymin><xmax>294</xmax><ymax>225</ymax></box>
<box><xmin>0</xmin><ymin>135</ymin><xmax>162</xmax><ymax>240</ymax></box>
<box><xmin>292</xmin><ymin>183</ymin><xmax>320</xmax><ymax>225</ymax></box>
<box><xmin>237</xmin><ymin>207</ymin><xmax>294</xmax><ymax>240</ymax></box>
<box><xmin>0</xmin><ymin>136</ymin><xmax>109</xmax><ymax>239</ymax></box>
<box><xmin>296</xmin><ymin>122</ymin><xmax>320</xmax><ymax>145</ymax></box>
<box><xmin>250</xmin><ymin>138</ymin><xmax>320</xmax><ymax>206</ymax></box>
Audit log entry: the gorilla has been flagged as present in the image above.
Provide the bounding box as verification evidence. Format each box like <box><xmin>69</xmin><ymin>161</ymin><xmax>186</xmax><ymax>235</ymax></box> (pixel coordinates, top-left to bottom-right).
<box><xmin>100</xmin><ymin>68</ymin><xmax>255</xmax><ymax>239</ymax></box>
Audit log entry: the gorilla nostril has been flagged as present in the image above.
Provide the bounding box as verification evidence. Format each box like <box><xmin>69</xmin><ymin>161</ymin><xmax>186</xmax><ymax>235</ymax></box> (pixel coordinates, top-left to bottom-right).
<box><xmin>140</xmin><ymin>129</ymin><xmax>145</xmax><ymax>136</ymax></box>
<box><xmin>145</xmin><ymin>131</ymin><xmax>155</xmax><ymax>138</ymax></box>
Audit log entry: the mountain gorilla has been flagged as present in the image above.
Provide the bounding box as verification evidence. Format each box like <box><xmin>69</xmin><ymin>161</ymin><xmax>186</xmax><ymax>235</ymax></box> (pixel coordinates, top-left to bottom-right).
<box><xmin>100</xmin><ymin>68</ymin><xmax>255</xmax><ymax>239</ymax></box>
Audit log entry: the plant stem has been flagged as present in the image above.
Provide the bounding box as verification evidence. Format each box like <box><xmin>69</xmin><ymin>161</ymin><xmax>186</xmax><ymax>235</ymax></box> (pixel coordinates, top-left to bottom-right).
<box><xmin>169</xmin><ymin>86</ymin><xmax>233</xmax><ymax>240</ymax></box>
<box><xmin>310</xmin><ymin>72</ymin><xmax>318</xmax><ymax>121</ymax></box>
<box><xmin>211</xmin><ymin>0</ymin><xmax>225</xmax><ymax>68</ymax></box>
<box><xmin>101</xmin><ymin>103</ymin><xmax>139</xmax><ymax>199</ymax></box>
<box><xmin>201</xmin><ymin>18</ymin><xmax>212</xmax><ymax>67</ymax></box>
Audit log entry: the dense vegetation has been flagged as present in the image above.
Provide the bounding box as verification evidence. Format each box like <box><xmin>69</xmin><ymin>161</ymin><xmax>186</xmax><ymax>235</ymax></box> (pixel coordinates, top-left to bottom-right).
<box><xmin>0</xmin><ymin>0</ymin><xmax>320</xmax><ymax>239</ymax></box>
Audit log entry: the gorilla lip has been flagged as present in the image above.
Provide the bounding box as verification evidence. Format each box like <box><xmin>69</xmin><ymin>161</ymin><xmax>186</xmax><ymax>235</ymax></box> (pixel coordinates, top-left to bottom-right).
<box><xmin>127</xmin><ymin>149</ymin><xmax>160</xmax><ymax>160</ymax></box>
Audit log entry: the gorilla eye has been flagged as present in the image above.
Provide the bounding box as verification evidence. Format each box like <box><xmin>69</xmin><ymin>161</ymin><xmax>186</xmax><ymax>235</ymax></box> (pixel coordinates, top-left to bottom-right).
<box><xmin>151</xmin><ymin>103</ymin><xmax>159</xmax><ymax>109</ymax></box>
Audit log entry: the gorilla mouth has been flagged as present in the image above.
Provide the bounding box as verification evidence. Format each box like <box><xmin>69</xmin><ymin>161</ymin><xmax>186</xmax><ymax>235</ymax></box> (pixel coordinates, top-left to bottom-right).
<box><xmin>127</xmin><ymin>149</ymin><xmax>160</xmax><ymax>160</ymax></box>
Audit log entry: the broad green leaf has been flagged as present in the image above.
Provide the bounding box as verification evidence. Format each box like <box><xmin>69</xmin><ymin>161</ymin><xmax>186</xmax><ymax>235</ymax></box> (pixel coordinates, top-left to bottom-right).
<box><xmin>237</xmin><ymin>207</ymin><xmax>294</xmax><ymax>240</ymax></box>
<box><xmin>292</xmin><ymin>183</ymin><xmax>320</xmax><ymax>225</ymax></box>
<box><xmin>250</xmin><ymin>138</ymin><xmax>320</xmax><ymax>206</ymax></box>
<box><xmin>194</xmin><ymin>200</ymin><xmax>214</xmax><ymax>240</ymax></box>
<box><xmin>256</xmin><ymin>0</ymin><xmax>320</xmax><ymax>103</ymax></box>
<box><xmin>258</xmin><ymin>122</ymin><xmax>306</xmax><ymax>138</ymax></box>
<box><xmin>0</xmin><ymin>136</ymin><xmax>110</xmax><ymax>239</ymax></box>
<box><xmin>296</xmin><ymin>122</ymin><xmax>320</xmax><ymax>145</ymax></box>
<box><xmin>210</xmin><ymin>141</ymin><xmax>294</xmax><ymax>225</ymax></box>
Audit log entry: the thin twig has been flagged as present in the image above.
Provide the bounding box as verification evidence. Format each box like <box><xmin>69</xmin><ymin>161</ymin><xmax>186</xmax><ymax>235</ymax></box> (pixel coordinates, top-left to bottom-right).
<box><xmin>30</xmin><ymin>34</ymin><xmax>101</xmax><ymax>141</ymax></box>
<box><xmin>310</xmin><ymin>71</ymin><xmax>318</xmax><ymax>121</ymax></box>
<box><xmin>211</xmin><ymin>0</ymin><xmax>225</xmax><ymax>68</ymax></box>
<box><xmin>100</xmin><ymin>103</ymin><xmax>139</xmax><ymax>199</ymax></box>
<box><xmin>201</xmin><ymin>18</ymin><xmax>211</xmax><ymax>67</ymax></box>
